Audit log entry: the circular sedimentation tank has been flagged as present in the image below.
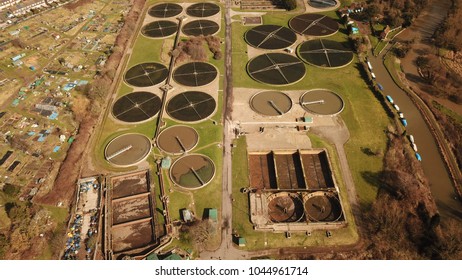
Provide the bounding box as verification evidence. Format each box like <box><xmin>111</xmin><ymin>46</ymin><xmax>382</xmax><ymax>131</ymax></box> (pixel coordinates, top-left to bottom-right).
<box><xmin>182</xmin><ymin>20</ymin><xmax>219</xmax><ymax>36</ymax></box>
<box><xmin>170</xmin><ymin>154</ymin><xmax>216</xmax><ymax>189</ymax></box>
<box><xmin>141</xmin><ymin>20</ymin><xmax>178</xmax><ymax>38</ymax></box>
<box><xmin>112</xmin><ymin>92</ymin><xmax>161</xmax><ymax>123</ymax></box>
<box><xmin>157</xmin><ymin>125</ymin><xmax>199</xmax><ymax>154</ymax></box>
<box><xmin>297</xmin><ymin>39</ymin><xmax>354</xmax><ymax>68</ymax></box>
<box><xmin>124</xmin><ymin>62</ymin><xmax>168</xmax><ymax>87</ymax></box>
<box><xmin>166</xmin><ymin>91</ymin><xmax>216</xmax><ymax>122</ymax></box>
<box><xmin>186</xmin><ymin>2</ymin><xmax>220</xmax><ymax>17</ymax></box>
<box><xmin>304</xmin><ymin>191</ymin><xmax>343</xmax><ymax>222</ymax></box>
<box><xmin>173</xmin><ymin>62</ymin><xmax>218</xmax><ymax>87</ymax></box>
<box><xmin>250</xmin><ymin>91</ymin><xmax>292</xmax><ymax>116</ymax></box>
<box><xmin>300</xmin><ymin>89</ymin><xmax>344</xmax><ymax>115</ymax></box>
<box><xmin>245</xmin><ymin>25</ymin><xmax>297</xmax><ymax>50</ymax></box>
<box><xmin>105</xmin><ymin>133</ymin><xmax>151</xmax><ymax>167</ymax></box>
<box><xmin>308</xmin><ymin>0</ymin><xmax>337</xmax><ymax>9</ymax></box>
<box><xmin>289</xmin><ymin>14</ymin><xmax>338</xmax><ymax>37</ymax></box>
<box><xmin>148</xmin><ymin>3</ymin><xmax>183</xmax><ymax>18</ymax></box>
<box><xmin>267</xmin><ymin>192</ymin><xmax>305</xmax><ymax>223</ymax></box>
<box><xmin>247</xmin><ymin>53</ymin><xmax>306</xmax><ymax>85</ymax></box>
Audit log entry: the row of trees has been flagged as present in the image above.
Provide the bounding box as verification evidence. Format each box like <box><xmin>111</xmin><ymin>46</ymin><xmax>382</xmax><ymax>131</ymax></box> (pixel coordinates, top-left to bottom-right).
<box><xmin>434</xmin><ymin>0</ymin><xmax>462</xmax><ymax>51</ymax></box>
<box><xmin>346</xmin><ymin>127</ymin><xmax>461</xmax><ymax>259</ymax></box>
<box><xmin>172</xmin><ymin>35</ymin><xmax>223</xmax><ymax>63</ymax></box>
<box><xmin>364</xmin><ymin>0</ymin><xmax>429</xmax><ymax>27</ymax></box>
<box><xmin>281</xmin><ymin>0</ymin><xmax>297</xmax><ymax>10</ymax></box>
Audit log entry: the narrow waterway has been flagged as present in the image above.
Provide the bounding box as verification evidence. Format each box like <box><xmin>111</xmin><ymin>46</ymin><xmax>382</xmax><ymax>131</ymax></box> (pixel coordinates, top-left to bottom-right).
<box><xmin>369</xmin><ymin>49</ymin><xmax>462</xmax><ymax>220</ymax></box>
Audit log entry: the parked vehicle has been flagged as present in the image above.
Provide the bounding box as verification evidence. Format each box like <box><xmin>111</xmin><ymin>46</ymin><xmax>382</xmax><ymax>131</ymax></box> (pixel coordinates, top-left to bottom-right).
<box><xmin>386</xmin><ymin>95</ymin><xmax>394</xmax><ymax>103</ymax></box>
<box><xmin>400</xmin><ymin>118</ymin><xmax>407</xmax><ymax>127</ymax></box>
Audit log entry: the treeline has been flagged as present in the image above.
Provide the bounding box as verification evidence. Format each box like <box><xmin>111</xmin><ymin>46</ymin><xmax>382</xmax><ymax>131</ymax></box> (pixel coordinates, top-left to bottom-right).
<box><xmin>281</xmin><ymin>0</ymin><xmax>297</xmax><ymax>10</ymax></box>
<box><xmin>434</xmin><ymin>0</ymin><xmax>462</xmax><ymax>51</ymax></box>
<box><xmin>284</xmin><ymin>127</ymin><xmax>462</xmax><ymax>260</ymax></box>
<box><xmin>415</xmin><ymin>53</ymin><xmax>462</xmax><ymax>104</ymax></box>
<box><xmin>172</xmin><ymin>35</ymin><xmax>223</xmax><ymax>64</ymax></box>
<box><xmin>364</xmin><ymin>0</ymin><xmax>429</xmax><ymax>27</ymax></box>
<box><xmin>430</xmin><ymin>102</ymin><xmax>462</xmax><ymax>181</ymax></box>
<box><xmin>363</xmin><ymin>128</ymin><xmax>462</xmax><ymax>259</ymax></box>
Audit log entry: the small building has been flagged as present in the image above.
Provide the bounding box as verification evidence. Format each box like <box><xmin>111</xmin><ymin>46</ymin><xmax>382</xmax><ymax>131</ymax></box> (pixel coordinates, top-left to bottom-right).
<box><xmin>238</xmin><ymin>237</ymin><xmax>246</xmax><ymax>247</ymax></box>
<box><xmin>11</xmin><ymin>53</ymin><xmax>25</xmax><ymax>62</ymax></box>
<box><xmin>161</xmin><ymin>156</ymin><xmax>171</xmax><ymax>169</ymax></box>
<box><xmin>12</xmin><ymin>60</ymin><xmax>23</xmax><ymax>67</ymax></box>
<box><xmin>182</xmin><ymin>209</ymin><xmax>193</xmax><ymax>222</ymax></box>
<box><xmin>208</xmin><ymin>208</ymin><xmax>218</xmax><ymax>222</ymax></box>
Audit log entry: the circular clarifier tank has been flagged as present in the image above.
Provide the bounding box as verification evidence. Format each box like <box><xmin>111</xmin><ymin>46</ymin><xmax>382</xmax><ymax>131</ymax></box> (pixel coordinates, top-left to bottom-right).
<box><xmin>267</xmin><ymin>192</ymin><xmax>305</xmax><ymax>223</ymax></box>
<box><xmin>148</xmin><ymin>3</ymin><xmax>183</xmax><ymax>18</ymax></box>
<box><xmin>173</xmin><ymin>62</ymin><xmax>218</xmax><ymax>87</ymax></box>
<box><xmin>141</xmin><ymin>20</ymin><xmax>178</xmax><ymax>38</ymax></box>
<box><xmin>112</xmin><ymin>92</ymin><xmax>161</xmax><ymax>123</ymax></box>
<box><xmin>250</xmin><ymin>91</ymin><xmax>292</xmax><ymax>116</ymax></box>
<box><xmin>247</xmin><ymin>53</ymin><xmax>306</xmax><ymax>86</ymax></box>
<box><xmin>300</xmin><ymin>89</ymin><xmax>344</xmax><ymax>115</ymax></box>
<box><xmin>186</xmin><ymin>2</ymin><xmax>220</xmax><ymax>17</ymax></box>
<box><xmin>124</xmin><ymin>62</ymin><xmax>168</xmax><ymax>87</ymax></box>
<box><xmin>245</xmin><ymin>25</ymin><xmax>297</xmax><ymax>50</ymax></box>
<box><xmin>166</xmin><ymin>91</ymin><xmax>216</xmax><ymax>122</ymax></box>
<box><xmin>157</xmin><ymin>125</ymin><xmax>199</xmax><ymax>154</ymax></box>
<box><xmin>289</xmin><ymin>13</ymin><xmax>339</xmax><ymax>37</ymax></box>
<box><xmin>105</xmin><ymin>133</ymin><xmax>151</xmax><ymax>167</ymax></box>
<box><xmin>170</xmin><ymin>154</ymin><xmax>216</xmax><ymax>189</ymax></box>
<box><xmin>304</xmin><ymin>191</ymin><xmax>343</xmax><ymax>222</ymax></box>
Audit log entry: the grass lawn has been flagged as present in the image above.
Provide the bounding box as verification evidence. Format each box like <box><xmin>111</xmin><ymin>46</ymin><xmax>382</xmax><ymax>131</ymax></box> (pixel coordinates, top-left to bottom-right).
<box><xmin>374</xmin><ymin>39</ymin><xmax>388</xmax><ymax>55</ymax></box>
<box><xmin>387</xmin><ymin>27</ymin><xmax>402</xmax><ymax>40</ymax></box>
<box><xmin>127</xmin><ymin>35</ymin><xmax>163</xmax><ymax>68</ymax></box>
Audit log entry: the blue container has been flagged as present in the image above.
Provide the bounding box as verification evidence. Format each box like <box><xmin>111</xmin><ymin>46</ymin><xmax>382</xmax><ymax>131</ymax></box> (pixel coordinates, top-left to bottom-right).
<box><xmin>400</xmin><ymin>118</ymin><xmax>407</xmax><ymax>127</ymax></box>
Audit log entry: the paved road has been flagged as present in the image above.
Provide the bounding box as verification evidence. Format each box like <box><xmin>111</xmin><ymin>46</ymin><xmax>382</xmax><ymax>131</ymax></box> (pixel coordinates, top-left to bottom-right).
<box><xmin>199</xmin><ymin>0</ymin><xmax>249</xmax><ymax>260</ymax></box>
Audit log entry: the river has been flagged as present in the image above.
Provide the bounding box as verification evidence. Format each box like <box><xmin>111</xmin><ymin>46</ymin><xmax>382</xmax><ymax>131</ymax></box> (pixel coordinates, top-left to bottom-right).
<box><xmin>368</xmin><ymin>0</ymin><xmax>462</xmax><ymax>220</ymax></box>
